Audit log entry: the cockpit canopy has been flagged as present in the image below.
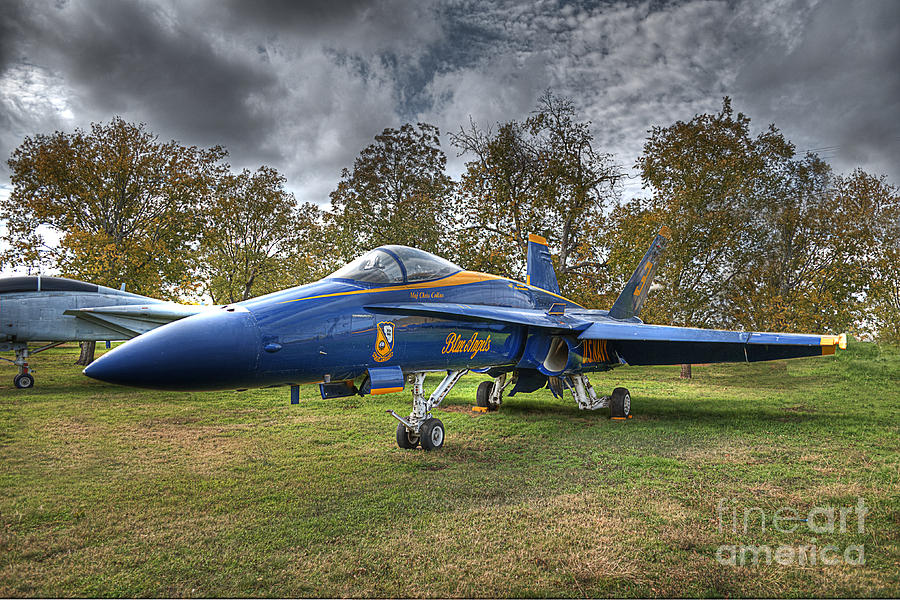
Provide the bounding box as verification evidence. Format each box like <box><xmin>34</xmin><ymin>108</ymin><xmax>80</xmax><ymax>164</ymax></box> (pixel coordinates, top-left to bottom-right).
<box><xmin>328</xmin><ymin>245</ymin><xmax>462</xmax><ymax>285</ymax></box>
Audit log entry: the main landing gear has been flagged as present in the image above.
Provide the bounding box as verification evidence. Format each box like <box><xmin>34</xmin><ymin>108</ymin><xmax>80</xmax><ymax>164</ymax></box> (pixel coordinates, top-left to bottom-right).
<box><xmin>568</xmin><ymin>373</ymin><xmax>631</xmax><ymax>418</ymax></box>
<box><xmin>473</xmin><ymin>372</ymin><xmax>632</xmax><ymax>419</ymax></box>
<box><xmin>475</xmin><ymin>373</ymin><xmax>509</xmax><ymax>412</ymax></box>
<box><xmin>609</xmin><ymin>387</ymin><xmax>632</xmax><ymax>419</ymax></box>
<box><xmin>388</xmin><ymin>369</ymin><xmax>467</xmax><ymax>451</ymax></box>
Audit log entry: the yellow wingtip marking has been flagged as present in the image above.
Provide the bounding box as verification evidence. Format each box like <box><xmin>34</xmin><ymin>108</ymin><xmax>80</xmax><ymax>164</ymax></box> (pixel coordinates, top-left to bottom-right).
<box><xmin>820</xmin><ymin>333</ymin><xmax>847</xmax><ymax>353</ymax></box>
<box><xmin>658</xmin><ymin>225</ymin><xmax>672</xmax><ymax>239</ymax></box>
<box><xmin>528</xmin><ymin>233</ymin><xmax>548</xmax><ymax>245</ymax></box>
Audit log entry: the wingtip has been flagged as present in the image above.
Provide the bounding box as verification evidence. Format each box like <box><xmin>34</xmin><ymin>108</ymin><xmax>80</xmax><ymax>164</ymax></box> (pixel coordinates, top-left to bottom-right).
<box><xmin>658</xmin><ymin>225</ymin><xmax>672</xmax><ymax>239</ymax></box>
<box><xmin>528</xmin><ymin>233</ymin><xmax>548</xmax><ymax>245</ymax></box>
<box><xmin>820</xmin><ymin>333</ymin><xmax>848</xmax><ymax>353</ymax></box>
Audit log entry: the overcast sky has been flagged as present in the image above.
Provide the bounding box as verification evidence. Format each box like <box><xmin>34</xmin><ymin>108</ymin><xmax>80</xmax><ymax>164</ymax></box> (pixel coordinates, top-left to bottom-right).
<box><xmin>1</xmin><ymin>0</ymin><xmax>898</xmax><ymax>210</ymax></box>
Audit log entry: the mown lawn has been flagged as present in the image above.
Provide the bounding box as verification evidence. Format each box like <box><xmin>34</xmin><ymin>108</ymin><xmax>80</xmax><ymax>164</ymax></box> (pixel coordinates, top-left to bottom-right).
<box><xmin>1</xmin><ymin>342</ymin><xmax>898</xmax><ymax>597</ymax></box>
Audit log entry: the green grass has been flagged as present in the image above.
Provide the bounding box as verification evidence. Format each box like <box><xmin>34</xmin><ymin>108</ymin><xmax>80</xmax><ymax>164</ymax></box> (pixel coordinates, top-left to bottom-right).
<box><xmin>1</xmin><ymin>342</ymin><xmax>898</xmax><ymax>597</ymax></box>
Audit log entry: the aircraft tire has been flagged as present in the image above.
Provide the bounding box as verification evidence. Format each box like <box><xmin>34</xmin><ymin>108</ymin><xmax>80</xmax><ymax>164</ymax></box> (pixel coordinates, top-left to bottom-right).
<box><xmin>476</xmin><ymin>381</ymin><xmax>492</xmax><ymax>409</ymax></box>
<box><xmin>419</xmin><ymin>418</ymin><xmax>445</xmax><ymax>451</ymax></box>
<box><xmin>610</xmin><ymin>387</ymin><xmax>631</xmax><ymax>419</ymax></box>
<box><xmin>14</xmin><ymin>373</ymin><xmax>34</xmax><ymax>389</ymax></box>
<box><xmin>396</xmin><ymin>422</ymin><xmax>419</xmax><ymax>449</ymax></box>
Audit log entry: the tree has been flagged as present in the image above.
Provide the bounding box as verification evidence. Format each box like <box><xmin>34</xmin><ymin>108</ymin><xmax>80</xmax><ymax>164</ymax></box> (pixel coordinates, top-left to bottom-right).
<box><xmin>628</xmin><ymin>98</ymin><xmax>794</xmax><ymax>378</ymax></box>
<box><xmin>726</xmin><ymin>151</ymin><xmax>834</xmax><ymax>332</ymax></box>
<box><xmin>451</xmin><ymin>119</ymin><xmax>542</xmax><ymax>276</ymax></box>
<box><xmin>328</xmin><ymin>123</ymin><xmax>455</xmax><ymax>262</ymax></box>
<box><xmin>2</xmin><ymin>117</ymin><xmax>226</xmax><ymax>300</ymax></box>
<box><xmin>2</xmin><ymin>118</ymin><xmax>226</xmax><ymax>365</ymax></box>
<box><xmin>870</xmin><ymin>242</ymin><xmax>900</xmax><ymax>343</ymax></box>
<box><xmin>625</xmin><ymin>98</ymin><xmax>900</xmax><ymax>347</ymax></box>
<box><xmin>452</xmin><ymin>91</ymin><xmax>620</xmax><ymax>304</ymax></box>
<box><xmin>199</xmin><ymin>166</ymin><xmax>326</xmax><ymax>304</ymax></box>
<box><xmin>533</xmin><ymin>92</ymin><xmax>621</xmax><ymax>304</ymax></box>
<box><xmin>832</xmin><ymin>170</ymin><xmax>900</xmax><ymax>341</ymax></box>
<box><xmin>633</xmin><ymin>97</ymin><xmax>781</xmax><ymax>330</ymax></box>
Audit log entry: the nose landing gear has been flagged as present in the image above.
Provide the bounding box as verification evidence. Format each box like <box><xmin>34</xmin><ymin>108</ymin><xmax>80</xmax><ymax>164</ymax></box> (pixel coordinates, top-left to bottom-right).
<box><xmin>2</xmin><ymin>344</ymin><xmax>34</xmax><ymax>388</ymax></box>
<box><xmin>387</xmin><ymin>370</ymin><xmax>466</xmax><ymax>451</ymax></box>
<box><xmin>3</xmin><ymin>342</ymin><xmax>66</xmax><ymax>389</ymax></box>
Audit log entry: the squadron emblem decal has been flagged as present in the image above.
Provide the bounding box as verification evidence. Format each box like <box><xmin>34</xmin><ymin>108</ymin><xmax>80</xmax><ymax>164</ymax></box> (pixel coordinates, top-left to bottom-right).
<box><xmin>373</xmin><ymin>321</ymin><xmax>395</xmax><ymax>362</ymax></box>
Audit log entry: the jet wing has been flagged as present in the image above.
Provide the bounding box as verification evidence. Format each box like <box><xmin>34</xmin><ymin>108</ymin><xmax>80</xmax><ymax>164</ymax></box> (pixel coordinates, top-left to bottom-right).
<box><xmin>63</xmin><ymin>303</ymin><xmax>211</xmax><ymax>339</ymax></box>
<box><xmin>364</xmin><ymin>302</ymin><xmax>592</xmax><ymax>331</ymax></box>
<box><xmin>365</xmin><ymin>302</ymin><xmax>845</xmax><ymax>365</ymax></box>
<box><xmin>579</xmin><ymin>321</ymin><xmax>846</xmax><ymax>364</ymax></box>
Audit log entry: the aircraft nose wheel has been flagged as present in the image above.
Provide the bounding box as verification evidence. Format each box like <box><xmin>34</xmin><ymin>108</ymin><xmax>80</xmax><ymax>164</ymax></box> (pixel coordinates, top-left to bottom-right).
<box><xmin>396</xmin><ymin>422</ymin><xmax>420</xmax><ymax>449</ymax></box>
<box><xmin>14</xmin><ymin>373</ymin><xmax>35</xmax><ymax>389</ymax></box>
<box><xmin>610</xmin><ymin>387</ymin><xmax>631</xmax><ymax>419</ymax></box>
<box><xmin>419</xmin><ymin>417</ymin><xmax>445</xmax><ymax>450</ymax></box>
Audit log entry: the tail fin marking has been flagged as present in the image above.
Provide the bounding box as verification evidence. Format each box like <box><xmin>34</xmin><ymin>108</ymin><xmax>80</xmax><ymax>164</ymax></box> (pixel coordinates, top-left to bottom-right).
<box><xmin>608</xmin><ymin>226</ymin><xmax>671</xmax><ymax>320</ymax></box>
<box><xmin>526</xmin><ymin>234</ymin><xmax>560</xmax><ymax>294</ymax></box>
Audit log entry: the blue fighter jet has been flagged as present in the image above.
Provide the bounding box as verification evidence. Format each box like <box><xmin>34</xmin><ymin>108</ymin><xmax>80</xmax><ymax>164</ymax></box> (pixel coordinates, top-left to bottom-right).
<box><xmin>85</xmin><ymin>228</ymin><xmax>846</xmax><ymax>450</ymax></box>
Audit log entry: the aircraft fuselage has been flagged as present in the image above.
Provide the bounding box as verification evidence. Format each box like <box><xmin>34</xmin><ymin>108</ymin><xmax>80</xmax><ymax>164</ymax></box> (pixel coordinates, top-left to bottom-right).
<box><xmin>85</xmin><ymin>271</ymin><xmax>588</xmax><ymax>391</ymax></box>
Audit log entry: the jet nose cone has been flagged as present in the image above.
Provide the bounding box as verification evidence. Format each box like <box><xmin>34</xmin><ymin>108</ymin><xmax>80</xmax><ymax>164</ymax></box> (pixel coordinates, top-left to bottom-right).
<box><xmin>84</xmin><ymin>306</ymin><xmax>261</xmax><ymax>390</ymax></box>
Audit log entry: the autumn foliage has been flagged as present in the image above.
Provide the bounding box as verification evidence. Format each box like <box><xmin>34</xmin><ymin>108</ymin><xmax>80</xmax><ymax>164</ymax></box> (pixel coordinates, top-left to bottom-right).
<box><xmin>2</xmin><ymin>118</ymin><xmax>225</xmax><ymax>300</ymax></box>
<box><xmin>2</xmin><ymin>98</ymin><xmax>898</xmax><ymax>341</ymax></box>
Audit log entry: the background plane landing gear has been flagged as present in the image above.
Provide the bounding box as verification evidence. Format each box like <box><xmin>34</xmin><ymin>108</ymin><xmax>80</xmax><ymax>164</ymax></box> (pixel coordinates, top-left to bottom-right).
<box><xmin>4</xmin><ymin>342</ymin><xmax>64</xmax><ymax>389</ymax></box>
<box><xmin>4</xmin><ymin>345</ymin><xmax>35</xmax><ymax>389</ymax></box>
<box><xmin>388</xmin><ymin>370</ymin><xmax>466</xmax><ymax>450</ymax></box>
<box><xmin>14</xmin><ymin>372</ymin><xmax>34</xmax><ymax>389</ymax></box>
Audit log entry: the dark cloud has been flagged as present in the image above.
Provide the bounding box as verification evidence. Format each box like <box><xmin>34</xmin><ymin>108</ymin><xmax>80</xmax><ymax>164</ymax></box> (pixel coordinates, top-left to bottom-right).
<box><xmin>35</xmin><ymin>1</ymin><xmax>280</xmax><ymax>159</ymax></box>
<box><xmin>0</xmin><ymin>0</ymin><xmax>898</xmax><ymax>210</ymax></box>
<box><xmin>218</xmin><ymin>0</ymin><xmax>373</xmax><ymax>34</ymax></box>
<box><xmin>733</xmin><ymin>0</ymin><xmax>900</xmax><ymax>180</ymax></box>
<box><xmin>0</xmin><ymin>0</ymin><xmax>27</xmax><ymax>78</ymax></box>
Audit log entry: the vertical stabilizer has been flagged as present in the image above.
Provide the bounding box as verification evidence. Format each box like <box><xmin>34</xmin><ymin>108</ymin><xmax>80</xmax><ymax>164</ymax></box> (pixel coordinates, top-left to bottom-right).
<box><xmin>526</xmin><ymin>234</ymin><xmax>560</xmax><ymax>294</ymax></box>
<box><xmin>608</xmin><ymin>226</ymin><xmax>671</xmax><ymax>320</ymax></box>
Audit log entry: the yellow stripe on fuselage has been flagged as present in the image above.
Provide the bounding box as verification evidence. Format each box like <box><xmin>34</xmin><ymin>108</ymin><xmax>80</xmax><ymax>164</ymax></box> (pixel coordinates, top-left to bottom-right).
<box><xmin>278</xmin><ymin>270</ymin><xmax>585</xmax><ymax>308</ymax></box>
<box><xmin>371</xmin><ymin>386</ymin><xmax>404</xmax><ymax>395</ymax></box>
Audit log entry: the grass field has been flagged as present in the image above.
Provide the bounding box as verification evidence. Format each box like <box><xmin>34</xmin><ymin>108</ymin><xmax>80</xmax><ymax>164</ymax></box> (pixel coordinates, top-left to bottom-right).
<box><xmin>1</xmin><ymin>342</ymin><xmax>898</xmax><ymax>597</ymax></box>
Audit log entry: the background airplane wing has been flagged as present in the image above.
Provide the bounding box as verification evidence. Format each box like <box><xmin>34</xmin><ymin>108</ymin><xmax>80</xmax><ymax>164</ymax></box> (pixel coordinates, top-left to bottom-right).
<box><xmin>579</xmin><ymin>321</ymin><xmax>846</xmax><ymax>364</ymax></box>
<box><xmin>63</xmin><ymin>303</ymin><xmax>212</xmax><ymax>339</ymax></box>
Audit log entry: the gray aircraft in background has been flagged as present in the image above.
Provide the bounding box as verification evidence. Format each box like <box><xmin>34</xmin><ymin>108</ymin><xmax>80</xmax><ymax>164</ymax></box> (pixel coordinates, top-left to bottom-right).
<box><xmin>0</xmin><ymin>276</ymin><xmax>208</xmax><ymax>388</ymax></box>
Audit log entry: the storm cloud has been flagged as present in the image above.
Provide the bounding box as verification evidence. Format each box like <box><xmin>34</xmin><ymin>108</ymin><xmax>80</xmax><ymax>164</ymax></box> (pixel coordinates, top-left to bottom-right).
<box><xmin>1</xmin><ymin>0</ymin><xmax>898</xmax><ymax>206</ymax></box>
